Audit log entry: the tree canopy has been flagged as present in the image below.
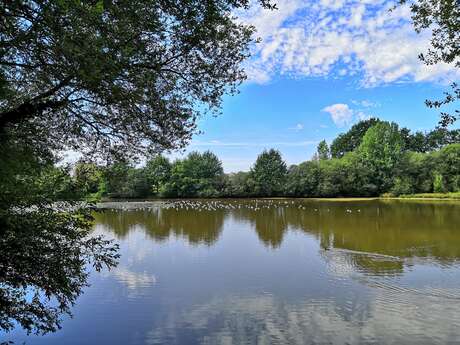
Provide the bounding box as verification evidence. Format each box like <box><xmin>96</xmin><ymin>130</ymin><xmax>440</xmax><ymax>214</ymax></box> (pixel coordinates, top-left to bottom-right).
<box><xmin>400</xmin><ymin>0</ymin><xmax>459</xmax><ymax>125</ymax></box>
<box><xmin>162</xmin><ymin>151</ymin><xmax>224</xmax><ymax>198</ymax></box>
<box><xmin>330</xmin><ymin>118</ymin><xmax>382</xmax><ymax>158</ymax></box>
<box><xmin>358</xmin><ymin>122</ymin><xmax>405</xmax><ymax>193</ymax></box>
<box><xmin>331</xmin><ymin>118</ymin><xmax>460</xmax><ymax>158</ymax></box>
<box><xmin>316</xmin><ymin>140</ymin><xmax>330</xmax><ymax>160</ymax></box>
<box><xmin>0</xmin><ymin>0</ymin><xmax>274</xmax><ymax>158</ymax></box>
<box><xmin>249</xmin><ymin>149</ymin><xmax>287</xmax><ymax>197</ymax></box>
<box><xmin>145</xmin><ymin>156</ymin><xmax>172</xmax><ymax>194</ymax></box>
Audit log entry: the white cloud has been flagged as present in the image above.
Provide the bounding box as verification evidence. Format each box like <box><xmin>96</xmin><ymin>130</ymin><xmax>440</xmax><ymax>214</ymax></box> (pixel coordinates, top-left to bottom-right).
<box><xmin>241</xmin><ymin>0</ymin><xmax>460</xmax><ymax>86</ymax></box>
<box><xmin>351</xmin><ymin>99</ymin><xmax>379</xmax><ymax>108</ymax></box>
<box><xmin>289</xmin><ymin>123</ymin><xmax>304</xmax><ymax>131</ymax></box>
<box><xmin>323</xmin><ymin>103</ymin><xmax>376</xmax><ymax>126</ymax></box>
<box><xmin>322</xmin><ymin>103</ymin><xmax>354</xmax><ymax>127</ymax></box>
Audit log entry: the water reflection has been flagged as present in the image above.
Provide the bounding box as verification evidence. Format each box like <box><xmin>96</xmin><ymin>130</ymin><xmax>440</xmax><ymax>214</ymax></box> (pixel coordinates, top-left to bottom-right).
<box><xmin>0</xmin><ymin>206</ymin><xmax>119</xmax><ymax>344</ymax></box>
<box><xmin>145</xmin><ymin>290</ymin><xmax>460</xmax><ymax>345</ymax></box>
<box><xmin>95</xmin><ymin>207</ymin><xmax>225</xmax><ymax>246</ymax></box>
<box><xmin>96</xmin><ymin>200</ymin><xmax>460</xmax><ymax>272</ymax></box>
<box><xmin>11</xmin><ymin>199</ymin><xmax>460</xmax><ymax>345</ymax></box>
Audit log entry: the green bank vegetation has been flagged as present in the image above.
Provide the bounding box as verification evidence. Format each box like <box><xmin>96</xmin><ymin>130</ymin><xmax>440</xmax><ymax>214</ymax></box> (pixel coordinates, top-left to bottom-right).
<box><xmin>396</xmin><ymin>192</ymin><xmax>460</xmax><ymax>200</ymax></box>
<box><xmin>67</xmin><ymin>119</ymin><xmax>460</xmax><ymax>200</ymax></box>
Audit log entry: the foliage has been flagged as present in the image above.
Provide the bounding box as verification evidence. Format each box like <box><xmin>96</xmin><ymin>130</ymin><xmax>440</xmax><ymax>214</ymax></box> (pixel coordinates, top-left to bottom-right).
<box><xmin>425</xmin><ymin>128</ymin><xmax>460</xmax><ymax>149</ymax></box>
<box><xmin>316</xmin><ymin>140</ymin><xmax>330</xmax><ymax>160</ymax></box>
<box><xmin>0</xmin><ymin>205</ymin><xmax>119</xmax><ymax>336</ymax></box>
<box><xmin>0</xmin><ymin>0</ymin><xmax>275</xmax><ymax>159</ymax></box>
<box><xmin>0</xmin><ymin>135</ymin><xmax>119</xmax><ymax>337</ymax></box>
<box><xmin>122</xmin><ymin>168</ymin><xmax>151</xmax><ymax>199</ymax></box>
<box><xmin>317</xmin><ymin>159</ymin><xmax>345</xmax><ymax>197</ymax></box>
<box><xmin>74</xmin><ymin>162</ymin><xmax>106</xmax><ymax>201</ymax></box>
<box><xmin>331</xmin><ymin>118</ymin><xmax>459</xmax><ymax>158</ymax></box>
<box><xmin>400</xmin><ymin>0</ymin><xmax>459</xmax><ymax>125</ymax></box>
<box><xmin>162</xmin><ymin>151</ymin><xmax>224</xmax><ymax>198</ymax></box>
<box><xmin>437</xmin><ymin>144</ymin><xmax>460</xmax><ymax>191</ymax></box>
<box><xmin>357</xmin><ymin>122</ymin><xmax>405</xmax><ymax>193</ymax></box>
<box><xmin>397</xmin><ymin>151</ymin><xmax>434</xmax><ymax>194</ymax></box>
<box><xmin>104</xmin><ymin>161</ymin><xmax>132</xmax><ymax>198</ymax></box>
<box><xmin>67</xmin><ymin>120</ymin><xmax>460</xmax><ymax>200</ymax></box>
<box><xmin>285</xmin><ymin>162</ymin><xmax>320</xmax><ymax>197</ymax></box>
<box><xmin>145</xmin><ymin>156</ymin><xmax>172</xmax><ymax>195</ymax></box>
<box><xmin>224</xmin><ymin>172</ymin><xmax>251</xmax><ymax>197</ymax></box>
<box><xmin>391</xmin><ymin>177</ymin><xmax>414</xmax><ymax>196</ymax></box>
<box><xmin>433</xmin><ymin>172</ymin><xmax>446</xmax><ymax>193</ymax></box>
<box><xmin>249</xmin><ymin>149</ymin><xmax>287</xmax><ymax>197</ymax></box>
<box><xmin>330</xmin><ymin>118</ymin><xmax>382</xmax><ymax>158</ymax></box>
<box><xmin>22</xmin><ymin>120</ymin><xmax>456</xmax><ymax>202</ymax></box>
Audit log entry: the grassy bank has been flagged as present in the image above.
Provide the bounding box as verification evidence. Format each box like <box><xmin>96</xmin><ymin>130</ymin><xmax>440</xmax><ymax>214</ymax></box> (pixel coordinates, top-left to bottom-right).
<box><xmin>395</xmin><ymin>192</ymin><xmax>460</xmax><ymax>200</ymax></box>
<box><xmin>382</xmin><ymin>192</ymin><xmax>460</xmax><ymax>200</ymax></box>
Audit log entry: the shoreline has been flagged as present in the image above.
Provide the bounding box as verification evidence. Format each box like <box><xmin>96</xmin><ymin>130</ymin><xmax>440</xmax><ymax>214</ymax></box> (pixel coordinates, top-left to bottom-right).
<box><xmin>98</xmin><ymin>195</ymin><xmax>460</xmax><ymax>203</ymax></box>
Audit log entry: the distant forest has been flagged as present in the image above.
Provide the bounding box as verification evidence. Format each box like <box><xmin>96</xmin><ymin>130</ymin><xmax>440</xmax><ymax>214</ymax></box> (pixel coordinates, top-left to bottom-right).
<box><xmin>41</xmin><ymin>118</ymin><xmax>460</xmax><ymax>200</ymax></box>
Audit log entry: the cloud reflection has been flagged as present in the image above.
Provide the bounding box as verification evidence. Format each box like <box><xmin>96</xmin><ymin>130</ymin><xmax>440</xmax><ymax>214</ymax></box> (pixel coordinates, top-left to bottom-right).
<box><xmin>145</xmin><ymin>289</ymin><xmax>460</xmax><ymax>345</ymax></box>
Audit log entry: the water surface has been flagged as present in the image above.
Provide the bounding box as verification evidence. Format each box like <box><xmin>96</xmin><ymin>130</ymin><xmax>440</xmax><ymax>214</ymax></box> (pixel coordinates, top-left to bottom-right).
<box><xmin>8</xmin><ymin>199</ymin><xmax>460</xmax><ymax>344</ymax></box>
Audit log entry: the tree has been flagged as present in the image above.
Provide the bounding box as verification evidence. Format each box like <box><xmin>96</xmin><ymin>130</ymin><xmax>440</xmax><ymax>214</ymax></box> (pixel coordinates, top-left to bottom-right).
<box><xmin>317</xmin><ymin>159</ymin><xmax>344</xmax><ymax>197</ymax></box>
<box><xmin>403</xmin><ymin>130</ymin><xmax>427</xmax><ymax>152</ymax></box>
<box><xmin>425</xmin><ymin>128</ymin><xmax>460</xmax><ymax>150</ymax></box>
<box><xmin>357</xmin><ymin>122</ymin><xmax>405</xmax><ymax>193</ymax></box>
<box><xmin>396</xmin><ymin>151</ymin><xmax>435</xmax><ymax>194</ymax></box>
<box><xmin>331</xmin><ymin>118</ymin><xmax>459</xmax><ymax>157</ymax></box>
<box><xmin>183</xmin><ymin>151</ymin><xmax>224</xmax><ymax>181</ymax></box>
<box><xmin>340</xmin><ymin>152</ymin><xmax>379</xmax><ymax>196</ymax></box>
<box><xmin>400</xmin><ymin>127</ymin><xmax>460</xmax><ymax>152</ymax></box>
<box><xmin>123</xmin><ymin>168</ymin><xmax>151</xmax><ymax>199</ymax></box>
<box><xmin>104</xmin><ymin>160</ymin><xmax>132</xmax><ymax>198</ymax></box>
<box><xmin>0</xmin><ymin>0</ymin><xmax>275</xmax><ymax>158</ymax></box>
<box><xmin>330</xmin><ymin>118</ymin><xmax>382</xmax><ymax>158</ymax></box>
<box><xmin>103</xmin><ymin>161</ymin><xmax>152</xmax><ymax>199</ymax></box>
<box><xmin>285</xmin><ymin>162</ymin><xmax>322</xmax><ymax>197</ymax></box>
<box><xmin>224</xmin><ymin>171</ymin><xmax>251</xmax><ymax>197</ymax></box>
<box><xmin>145</xmin><ymin>156</ymin><xmax>172</xmax><ymax>195</ymax></box>
<box><xmin>436</xmin><ymin>144</ymin><xmax>460</xmax><ymax>191</ymax></box>
<box><xmin>316</xmin><ymin>140</ymin><xmax>330</xmax><ymax>160</ymax></box>
<box><xmin>399</xmin><ymin>0</ymin><xmax>459</xmax><ymax>125</ymax></box>
<box><xmin>0</xmin><ymin>137</ymin><xmax>118</xmax><ymax>338</ymax></box>
<box><xmin>433</xmin><ymin>172</ymin><xmax>446</xmax><ymax>193</ymax></box>
<box><xmin>74</xmin><ymin>162</ymin><xmax>106</xmax><ymax>200</ymax></box>
<box><xmin>162</xmin><ymin>151</ymin><xmax>224</xmax><ymax>198</ymax></box>
<box><xmin>249</xmin><ymin>149</ymin><xmax>287</xmax><ymax>196</ymax></box>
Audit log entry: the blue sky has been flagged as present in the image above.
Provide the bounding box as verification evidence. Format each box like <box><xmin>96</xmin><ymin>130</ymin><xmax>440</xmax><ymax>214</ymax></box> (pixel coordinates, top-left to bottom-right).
<box><xmin>170</xmin><ymin>0</ymin><xmax>459</xmax><ymax>172</ymax></box>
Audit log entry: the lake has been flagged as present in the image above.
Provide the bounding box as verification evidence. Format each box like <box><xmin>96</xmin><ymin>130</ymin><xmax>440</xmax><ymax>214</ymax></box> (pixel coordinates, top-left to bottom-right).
<box><xmin>8</xmin><ymin>199</ymin><xmax>460</xmax><ymax>345</ymax></box>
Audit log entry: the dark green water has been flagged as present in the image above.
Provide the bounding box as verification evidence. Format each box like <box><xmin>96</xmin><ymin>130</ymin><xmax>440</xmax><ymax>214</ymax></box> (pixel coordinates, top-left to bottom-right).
<box><xmin>9</xmin><ymin>199</ymin><xmax>460</xmax><ymax>344</ymax></box>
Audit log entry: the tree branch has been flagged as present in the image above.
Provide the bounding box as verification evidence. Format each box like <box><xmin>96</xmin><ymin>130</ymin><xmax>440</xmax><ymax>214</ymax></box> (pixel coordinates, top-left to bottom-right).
<box><xmin>0</xmin><ymin>77</ymin><xmax>73</xmax><ymax>130</ymax></box>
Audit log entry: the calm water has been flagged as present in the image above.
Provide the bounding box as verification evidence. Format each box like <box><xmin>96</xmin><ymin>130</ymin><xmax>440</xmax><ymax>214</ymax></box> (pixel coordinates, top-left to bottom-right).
<box><xmin>8</xmin><ymin>199</ymin><xmax>460</xmax><ymax>345</ymax></box>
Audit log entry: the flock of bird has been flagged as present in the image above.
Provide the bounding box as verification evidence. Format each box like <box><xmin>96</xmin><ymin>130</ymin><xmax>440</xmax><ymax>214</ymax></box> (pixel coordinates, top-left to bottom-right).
<box><xmin>100</xmin><ymin>199</ymin><xmax>362</xmax><ymax>213</ymax></box>
<box><xmin>159</xmin><ymin>199</ymin><xmax>361</xmax><ymax>213</ymax></box>
<box><xmin>163</xmin><ymin>199</ymin><xmax>291</xmax><ymax>211</ymax></box>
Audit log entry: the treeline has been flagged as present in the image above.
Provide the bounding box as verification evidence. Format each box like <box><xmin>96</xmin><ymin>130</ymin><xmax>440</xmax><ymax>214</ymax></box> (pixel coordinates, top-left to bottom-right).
<box><xmin>56</xmin><ymin>119</ymin><xmax>460</xmax><ymax>200</ymax></box>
